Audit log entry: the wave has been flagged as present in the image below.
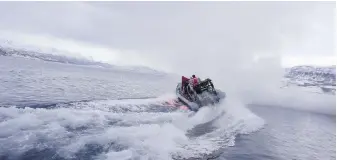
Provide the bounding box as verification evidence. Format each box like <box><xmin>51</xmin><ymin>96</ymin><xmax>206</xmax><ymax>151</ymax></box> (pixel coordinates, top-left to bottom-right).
<box><xmin>0</xmin><ymin>96</ymin><xmax>265</xmax><ymax>160</ymax></box>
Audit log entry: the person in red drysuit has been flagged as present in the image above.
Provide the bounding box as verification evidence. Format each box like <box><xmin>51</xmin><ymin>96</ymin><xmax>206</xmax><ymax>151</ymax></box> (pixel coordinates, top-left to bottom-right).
<box><xmin>190</xmin><ymin>75</ymin><xmax>200</xmax><ymax>87</ymax></box>
<box><xmin>181</xmin><ymin>76</ymin><xmax>189</xmax><ymax>94</ymax></box>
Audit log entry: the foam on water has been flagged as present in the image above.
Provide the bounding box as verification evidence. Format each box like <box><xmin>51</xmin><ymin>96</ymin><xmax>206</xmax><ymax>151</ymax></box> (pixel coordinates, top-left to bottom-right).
<box><xmin>0</xmin><ymin>95</ymin><xmax>265</xmax><ymax>160</ymax></box>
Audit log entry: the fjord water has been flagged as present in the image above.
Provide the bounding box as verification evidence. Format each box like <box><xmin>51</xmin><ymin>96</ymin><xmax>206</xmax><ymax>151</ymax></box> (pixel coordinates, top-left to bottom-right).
<box><xmin>0</xmin><ymin>55</ymin><xmax>335</xmax><ymax>160</ymax></box>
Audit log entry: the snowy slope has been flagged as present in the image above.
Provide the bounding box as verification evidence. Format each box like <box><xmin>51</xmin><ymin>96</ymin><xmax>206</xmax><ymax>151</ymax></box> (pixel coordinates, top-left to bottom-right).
<box><xmin>0</xmin><ymin>45</ymin><xmax>164</xmax><ymax>75</ymax></box>
<box><xmin>285</xmin><ymin>65</ymin><xmax>335</xmax><ymax>86</ymax></box>
<box><xmin>284</xmin><ymin>65</ymin><xmax>336</xmax><ymax>94</ymax></box>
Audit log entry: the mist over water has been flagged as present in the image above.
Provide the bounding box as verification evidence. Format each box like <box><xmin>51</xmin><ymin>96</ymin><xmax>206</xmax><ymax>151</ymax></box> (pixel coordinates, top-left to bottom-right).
<box><xmin>0</xmin><ymin>30</ymin><xmax>335</xmax><ymax>116</ymax></box>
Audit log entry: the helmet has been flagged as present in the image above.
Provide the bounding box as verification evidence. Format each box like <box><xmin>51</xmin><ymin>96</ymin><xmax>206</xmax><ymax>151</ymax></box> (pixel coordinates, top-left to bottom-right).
<box><xmin>192</xmin><ymin>75</ymin><xmax>196</xmax><ymax>78</ymax></box>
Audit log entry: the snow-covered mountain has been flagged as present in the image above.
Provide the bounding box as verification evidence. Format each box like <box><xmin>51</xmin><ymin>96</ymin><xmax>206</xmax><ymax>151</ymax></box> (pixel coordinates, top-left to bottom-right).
<box><xmin>285</xmin><ymin>65</ymin><xmax>336</xmax><ymax>86</ymax></box>
<box><xmin>284</xmin><ymin>65</ymin><xmax>336</xmax><ymax>94</ymax></box>
<box><xmin>0</xmin><ymin>45</ymin><xmax>164</xmax><ymax>75</ymax></box>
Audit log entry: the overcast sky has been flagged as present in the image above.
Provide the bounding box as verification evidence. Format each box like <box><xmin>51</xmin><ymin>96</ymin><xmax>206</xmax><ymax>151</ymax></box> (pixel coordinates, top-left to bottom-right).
<box><xmin>0</xmin><ymin>1</ymin><xmax>335</xmax><ymax>76</ymax></box>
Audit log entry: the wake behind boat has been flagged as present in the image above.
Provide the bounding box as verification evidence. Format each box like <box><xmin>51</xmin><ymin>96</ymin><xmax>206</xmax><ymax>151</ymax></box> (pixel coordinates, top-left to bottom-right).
<box><xmin>176</xmin><ymin>75</ymin><xmax>226</xmax><ymax>111</ymax></box>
